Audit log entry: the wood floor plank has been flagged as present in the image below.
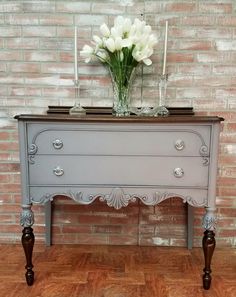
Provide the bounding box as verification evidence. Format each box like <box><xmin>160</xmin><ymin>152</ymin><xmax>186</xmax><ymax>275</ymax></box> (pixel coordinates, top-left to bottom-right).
<box><xmin>0</xmin><ymin>244</ymin><xmax>235</xmax><ymax>297</ymax></box>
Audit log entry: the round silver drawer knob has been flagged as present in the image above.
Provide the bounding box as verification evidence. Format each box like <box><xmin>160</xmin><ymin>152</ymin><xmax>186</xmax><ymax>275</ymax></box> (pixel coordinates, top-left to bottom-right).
<box><xmin>53</xmin><ymin>166</ymin><xmax>64</xmax><ymax>176</ymax></box>
<box><xmin>53</xmin><ymin>139</ymin><xmax>63</xmax><ymax>149</ymax></box>
<box><xmin>174</xmin><ymin>139</ymin><xmax>185</xmax><ymax>151</ymax></box>
<box><xmin>173</xmin><ymin>167</ymin><xmax>184</xmax><ymax>178</ymax></box>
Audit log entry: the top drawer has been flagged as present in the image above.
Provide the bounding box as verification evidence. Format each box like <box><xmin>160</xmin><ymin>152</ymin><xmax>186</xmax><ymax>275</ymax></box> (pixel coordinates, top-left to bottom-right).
<box><xmin>27</xmin><ymin>123</ymin><xmax>211</xmax><ymax>157</ymax></box>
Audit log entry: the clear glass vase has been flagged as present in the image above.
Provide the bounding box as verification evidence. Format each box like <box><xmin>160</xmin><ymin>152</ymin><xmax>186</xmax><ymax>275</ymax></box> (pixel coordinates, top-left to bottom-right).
<box><xmin>69</xmin><ymin>79</ymin><xmax>86</xmax><ymax>116</ymax></box>
<box><xmin>154</xmin><ymin>74</ymin><xmax>169</xmax><ymax>117</ymax></box>
<box><xmin>110</xmin><ymin>66</ymin><xmax>136</xmax><ymax>117</ymax></box>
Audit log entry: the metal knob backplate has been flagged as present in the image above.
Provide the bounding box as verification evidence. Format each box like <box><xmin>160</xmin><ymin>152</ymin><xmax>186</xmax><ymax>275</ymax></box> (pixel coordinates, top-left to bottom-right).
<box><xmin>173</xmin><ymin>167</ymin><xmax>184</xmax><ymax>178</ymax></box>
<box><xmin>174</xmin><ymin>139</ymin><xmax>185</xmax><ymax>151</ymax></box>
<box><xmin>53</xmin><ymin>139</ymin><xmax>63</xmax><ymax>150</ymax></box>
<box><xmin>53</xmin><ymin>166</ymin><xmax>64</xmax><ymax>176</ymax></box>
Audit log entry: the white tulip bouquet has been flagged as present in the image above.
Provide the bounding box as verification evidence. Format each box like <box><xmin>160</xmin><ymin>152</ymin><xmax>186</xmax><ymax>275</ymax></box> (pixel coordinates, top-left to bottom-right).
<box><xmin>80</xmin><ymin>16</ymin><xmax>157</xmax><ymax>116</ymax></box>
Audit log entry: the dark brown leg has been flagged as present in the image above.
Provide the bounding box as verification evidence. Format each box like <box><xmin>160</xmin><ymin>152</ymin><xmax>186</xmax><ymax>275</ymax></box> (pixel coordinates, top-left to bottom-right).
<box><xmin>202</xmin><ymin>230</ymin><xmax>215</xmax><ymax>290</ymax></box>
<box><xmin>22</xmin><ymin>227</ymin><xmax>35</xmax><ymax>286</ymax></box>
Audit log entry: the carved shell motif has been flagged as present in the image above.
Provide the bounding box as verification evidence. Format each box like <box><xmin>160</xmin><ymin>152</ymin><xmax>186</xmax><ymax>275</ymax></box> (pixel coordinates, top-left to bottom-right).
<box><xmin>99</xmin><ymin>188</ymin><xmax>137</xmax><ymax>210</ymax></box>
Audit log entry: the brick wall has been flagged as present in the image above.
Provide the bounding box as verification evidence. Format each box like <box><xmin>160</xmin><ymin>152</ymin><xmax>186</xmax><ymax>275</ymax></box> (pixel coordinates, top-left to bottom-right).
<box><xmin>0</xmin><ymin>0</ymin><xmax>236</xmax><ymax>247</ymax></box>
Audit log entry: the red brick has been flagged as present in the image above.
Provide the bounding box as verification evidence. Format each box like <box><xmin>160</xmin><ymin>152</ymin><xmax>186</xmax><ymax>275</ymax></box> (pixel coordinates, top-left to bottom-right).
<box><xmin>0</xmin><ymin>51</ymin><xmax>22</xmax><ymax>61</ymax></box>
<box><xmin>108</xmin><ymin>214</ymin><xmax>139</xmax><ymax>225</ymax></box>
<box><xmin>176</xmin><ymin>87</ymin><xmax>211</xmax><ymax>99</ymax></box>
<box><xmin>0</xmin><ymin>142</ymin><xmax>19</xmax><ymax>151</ymax></box>
<box><xmin>218</xmin><ymin>176</ymin><xmax>236</xmax><ymax>188</ymax></box>
<box><xmin>92</xmin><ymin>3</ymin><xmax>124</xmax><ymax>14</ymax></box>
<box><xmin>0</xmin><ymin>3</ymin><xmax>21</xmax><ymax>12</ymax></box>
<box><xmin>0</xmin><ymin>26</ymin><xmax>21</xmax><ymax>37</ymax></box>
<box><xmin>165</xmin><ymin>3</ymin><xmax>196</xmax><ymax>12</ymax></box>
<box><xmin>39</xmin><ymin>15</ymin><xmax>73</xmax><ymax>26</ymax></box>
<box><xmin>5</xmin><ymin>14</ymin><xmax>39</xmax><ymax>25</ymax></box>
<box><xmin>77</xmin><ymin>214</ymin><xmax>108</xmax><ymax>225</ymax></box>
<box><xmin>10</xmin><ymin>86</ymin><xmax>42</xmax><ymax>97</ymax></box>
<box><xmin>216</xmin><ymin>196</ymin><xmax>235</xmax><ymax>207</ymax></box>
<box><xmin>220</xmin><ymin>131</ymin><xmax>236</xmax><ymax>143</ymax></box>
<box><xmin>194</xmin><ymin>99</ymin><xmax>227</xmax><ymax>110</ymax></box>
<box><xmin>0</xmin><ymin>214</ymin><xmax>14</xmax><ymax>223</ymax></box>
<box><xmin>62</xmin><ymin>225</ymin><xmax>92</xmax><ymax>234</ymax></box>
<box><xmin>178</xmin><ymin>40</ymin><xmax>212</xmax><ymax>51</ymax></box>
<box><xmin>6</xmin><ymin>38</ymin><xmax>39</xmax><ymax>50</ymax></box>
<box><xmin>218</xmin><ymin>217</ymin><xmax>236</xmax><ymax>228</ymax></box>
<box><xmin>182</xmin><ymin>16</ymin><xmax>215</xmax><ymax>26</ymax></box>
<box><xmin>0</xmin><ymin>224</ymin><xmax>21</xmax><ymax>233</ymax></box>
<box><xmin>198</xmin><ymin>3</ymin><xmax>232</xmax><ymax>14</ymax></box>
<box><xmin>22</xmin><ymin>2</ymin><xmax>54</xmax><ymax>13</ymax></box>
<box><xmin>41</xmin><ymin>63</ymin><xmax>73</xmax><ymax>75</ymax></box>
<box><xmin>167</xmin><ymin>53</ymin><xmax>194</xmax><ymax>63</ymax></box>
<box><xmin>0</xmin><ymin>174</ymin><xmax>11</xmax><ymax>183</ymax></box>
<box><xmin>194</xmin><ymin>76</ymin><xmax>231</xmax><ymax>87</ymax></box>
<box><xmin>53</xmin><ymin>213</ymin><xmax>79</xmax><ymax>225</ymax></box>
<box><xmin>52</xmin><ymin>234</ymin><xmax>78</xmax><ymax>244</ymax></box>
<box><xmin>219</xmin><ymin>207</ymin><xmax>236</xmax><ymax>220</ymax></box>
<box><xmin>0</xmin><ymin>193</ymin><xmax>13</xmax><ymax>203</ymax></box>
<box><xmin>196</xmin><ymin>28</ymin><xmax>232</xmax><ymax>39</ymax></box>
<box><xmin>24</xmin><ymin>51</ymin><xmax>57</xmax><ymax>62</ymax></box>
<box><xmin>0</xmin><ymin>163</ymin><xmax>20</xmax><ymax>172</ymax></box>
<box><xmin>56</xmin><ymin>2</ymin><xmax>90</xmax><ymax>13</ymax></box>
<box><xmin>169</xmin><ymin>27</ymin><xmax>196</xmax><ymax>38</ymax></box>
<box><xmin>9</xmin><ymin>62</ymin><xmax>40</xmax><ymax>73</ymax></box>
<box><xmin>22</xmin><ymin>26</ymin><xmax>56</xmax><ymax>37</ymax></box>
<box><xmin>77</xmin><ymin>234</ymin><xmax>108</xmax><ymax>245</ymax></box>
<box><xmin>218</xmin><ymin>229</ymin><xmax>236</xmax><ymax>237</ymax></box>
<box><xmin>42</xmin><ymin>87</ymin><xmax>74</xmax><ymax>98</ymax></box>
<box><xmin>109</xmin><ymin>235</ymin><xmax>138</xmax><ymax>245</ymax></box>
<box><xmin>218</xmin><ymin>187</ymin><xmax>236</xmax><ymax>197</ymax></box>
<box><xmin>197</xmin><ymin>52</ymin><xmax>232</xmax><ymax>63</ymax></box>
<box><xmin>0</xmin><ymin>184</ymin><xmax>21</xmax><ymax>193</ymax></box>
<box><xmin>218</xmin><ymin>16</ymin><xmax>236</xmax><ymax>26</ymax></box>
<box><xmin>0</xmin><ymin>132</ymin><xmax>10</xmax><ymax>140</ymax></box>
<box><xmin>93</xmin><ymin>225</ymin><xmax>122</xmax><ymax>234</ymax></box>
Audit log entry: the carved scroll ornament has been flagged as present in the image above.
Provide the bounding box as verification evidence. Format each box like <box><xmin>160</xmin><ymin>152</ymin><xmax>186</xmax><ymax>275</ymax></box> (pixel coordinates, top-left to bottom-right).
<box><xmin>20</xmin><ymin>205</ymin><xmax>34</xmax><ymax>227</ymax></box>
<box><xmin>30</xmin><ymin>187</ymin><xmax>207</xmax><ymax>209</ymax></box>
<box><xmin>202</xmin><ymin>207</ymin><xmax>217</xmax><ymax>230</ymax></box>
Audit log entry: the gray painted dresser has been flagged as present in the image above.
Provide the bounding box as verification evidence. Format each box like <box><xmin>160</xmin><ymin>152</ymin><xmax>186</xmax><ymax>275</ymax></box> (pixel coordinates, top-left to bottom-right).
<box><xmin>15</xmin><ymin>114</ymin><xmax>223</xmax><ymax>290</ymax></box>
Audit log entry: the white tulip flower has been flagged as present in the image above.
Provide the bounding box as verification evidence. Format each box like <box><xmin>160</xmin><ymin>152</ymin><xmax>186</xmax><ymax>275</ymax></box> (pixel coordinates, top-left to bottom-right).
<box><xmin>80</xmin><ymin>45</ymin><xmax>94</xmax><ymax>63</ymax></box>
<box><xmin>144</xmin><ymin>25</ymin><xmax>152</xmax><ymax>35</ymax></box>
<box><xmin>114</xmin><ymin>16</ymin><xmax>125</xmax><ymax>27</ymax></box>
<box><xmin>147</xmin><ymin>35</ymin><xmax>158</xmax><ymax>48</ymax></box>
<box><xmin>105</xmin><ymin>38</ymin><xmax>116</xmax><ymax>53</ymax></box>
<box><xmin>123</xmin><ymin>18</ymin><xmax>132</xmax><ymax>35</ymax></box>
<box><xmin>92</xmin><ymin>35</ymin><xmax>103</xmax><ymax>47</ymax></box>
<box><xmin>100</xmin><ymin>23</ymin><xmax>110</xmax><ymax>37</ymax></box>
<box><xmin>114</xmin><ymin>37</ymin><xmax>123</xmax><ymax>51</ymax></box>
<box><xmin>96</xmin><ymin>50</ymin><xmax>109</xmax><ymax>62</ymax></box>
<box><xmin>143</xmin><ymin>58</ymin><xmax>152</xmax><ymax>66</ymax></box>
<box><xmin>132</xmin><ymin>45</ymin><xmax>153</xmax><ymax>63</ymax></box>
<box><xmin>111</xmin><ymin>26</ymin><xmax>123</xmax><ymax>39</ymax></box>
<box><xmin>122</xmin><ymin>38</ymin><xmax>133</xmax><ymax>48</ymax></box>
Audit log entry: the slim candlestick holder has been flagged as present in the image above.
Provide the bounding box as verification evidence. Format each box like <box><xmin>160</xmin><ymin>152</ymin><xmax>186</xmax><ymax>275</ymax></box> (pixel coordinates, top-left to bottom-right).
<box><xmin>69</xmin><ymin>79</ymin><xmax>86</xmax><ymax>116</ymax></box>
<box><xmin>154</xmin><ymin>73</ymin><xmax>169</xmax><ymax>117</ymax></box>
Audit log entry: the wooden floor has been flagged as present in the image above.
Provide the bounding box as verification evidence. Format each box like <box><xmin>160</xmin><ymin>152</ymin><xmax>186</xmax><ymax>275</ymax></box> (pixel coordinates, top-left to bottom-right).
<box><xmin>0</xmin><ymin>244</ymin><xmax>235</xmax><ymax>297</ymax></box>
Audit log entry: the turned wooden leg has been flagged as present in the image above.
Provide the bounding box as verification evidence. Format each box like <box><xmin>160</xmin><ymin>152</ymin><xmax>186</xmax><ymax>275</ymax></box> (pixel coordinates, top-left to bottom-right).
<box><xmin>202</xmin><ymin>207</ymin><xmax>217</xmax><ymax>290</ymax></box>
<box><xmin>22</xmin><ymin>227</ymin><xmax>35</xmax><ymax>285</ymax></box>
<box><xmin>20</xmin><ymin>204</ymin><xmax>35</xmax><ymax>286</ymax></box>
<box><xmin>202</xmin><ymin>230</ymin><xmax>215</xmax><ymax>290</ymax></box>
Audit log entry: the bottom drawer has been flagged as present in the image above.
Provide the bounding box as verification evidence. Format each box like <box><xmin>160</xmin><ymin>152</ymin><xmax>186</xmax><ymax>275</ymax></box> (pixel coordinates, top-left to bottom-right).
<box><xmin>29</xmin><ymin>155</ymin><xmax>208</xmax><ymax>187</ymax></box>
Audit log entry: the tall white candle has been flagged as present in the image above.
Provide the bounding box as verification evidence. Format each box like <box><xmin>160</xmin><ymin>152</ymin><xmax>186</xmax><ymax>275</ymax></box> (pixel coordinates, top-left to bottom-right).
<box><xmin>162</xmin><ymin>20</ymin><xmax>168</xmax><ymax>76</ymax></box>
<box><xmin>74</xmin><ymin>26</ymin><xmax>78</xmax><ymax>81</ymax></box>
